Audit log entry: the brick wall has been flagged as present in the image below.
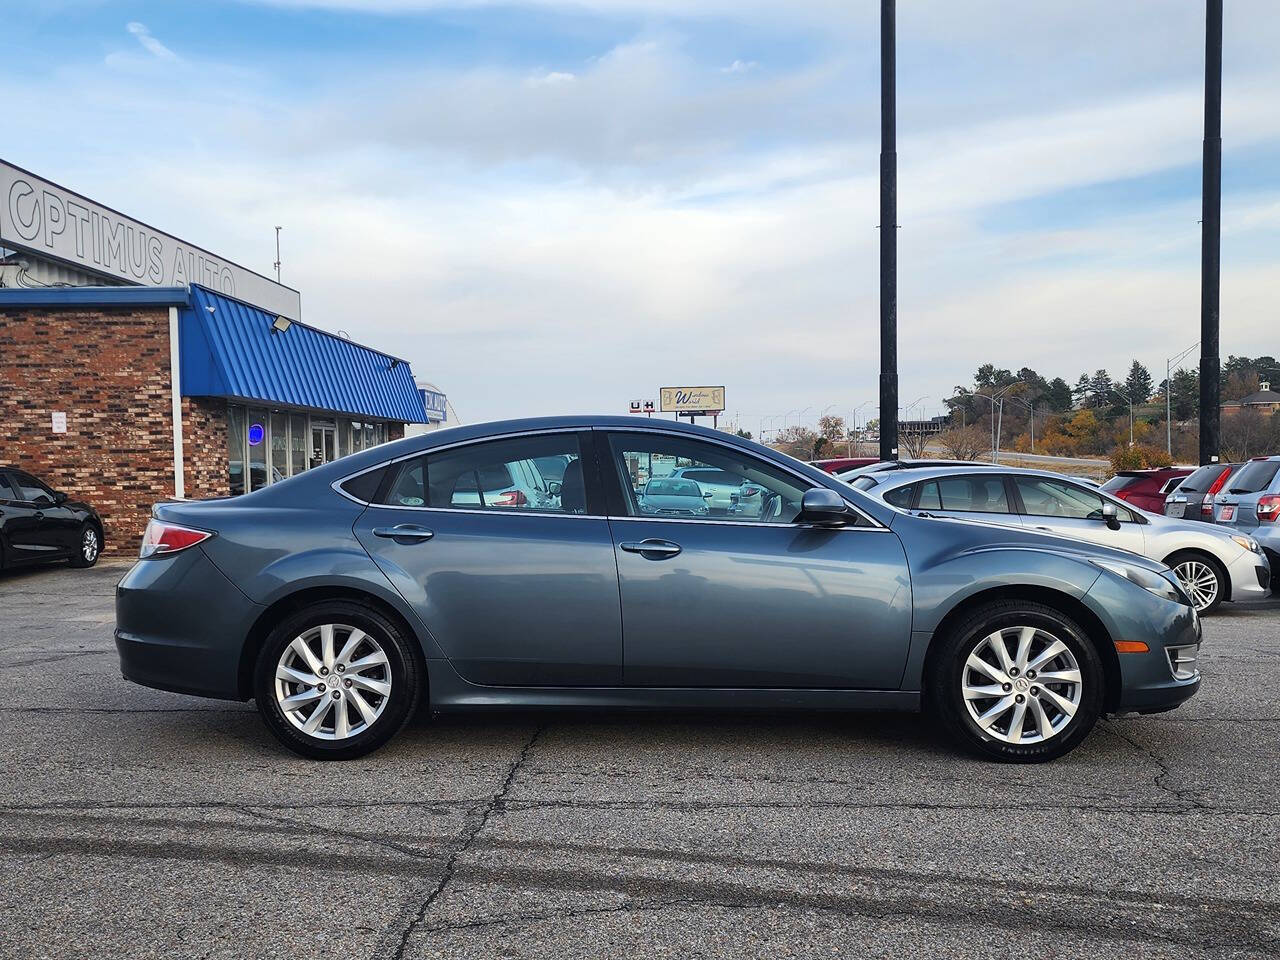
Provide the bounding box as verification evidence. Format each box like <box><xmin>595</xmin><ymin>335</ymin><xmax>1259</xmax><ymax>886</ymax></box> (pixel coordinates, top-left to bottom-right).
<box><xmin>182</xmin><ymin>397</ymin><xmax>230</xmax><ymax>500</ymax></box>
<box><xmin>0</xmin><ymin>305</ymin><xmax>175</xmax><ymax>553</ymax></box>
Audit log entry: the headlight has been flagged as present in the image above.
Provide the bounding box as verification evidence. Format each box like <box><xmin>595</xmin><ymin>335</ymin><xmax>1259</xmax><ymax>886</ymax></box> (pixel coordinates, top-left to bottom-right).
<box><xmin>1230</xmin><ymin>535</ymin><xmax>1262</xmax><ymax>554</ymax></box>
<box><xmin>1091</xmin><ymin>559</ymin><xmax>1187</xmax><ymax>604</ymax></box>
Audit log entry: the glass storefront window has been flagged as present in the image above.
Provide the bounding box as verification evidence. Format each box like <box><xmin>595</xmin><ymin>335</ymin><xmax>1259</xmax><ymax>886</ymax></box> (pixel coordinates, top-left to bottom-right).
<box><xmin>363</xmin><ymin>422</ymin><xmax>374</xmax><ymax>450</ymax></box>
<box><xmin>338</xmin><ymin>420</ymin><xmax>351</xmax><ymax>459</ymax></box>
<box><xmin>351</xmin><ymin>421</ymin><xmax>364</xmax><ymax>453</ymax></box>
<box><xmin>271</xmin><ymin>412</ymin><xmax>288</xmax><ymax>478</ymax></box>
<box><xmin>290</xmin><ymin>414</ymin><xmax>307</xmax><ymax>476</ymax></box>
<box><xmin>228</xmin><ymin>405</ymin><xmax>247</xmax><ymax>496</ymax></box>
<box><xmin>248</xmin><ymin>408</ymin><xmax>269</xmax><ymax>491</ymax></box>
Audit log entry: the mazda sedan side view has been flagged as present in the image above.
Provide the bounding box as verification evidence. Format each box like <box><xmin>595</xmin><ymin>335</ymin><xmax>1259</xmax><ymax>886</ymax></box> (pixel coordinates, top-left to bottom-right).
<box><xmin>1</xmin><ymin>465</ymin><xmax>104</xmax><ymax>570</ymax></box>
<box><xmin>116</xmin><ymin>417</ymin><xmax>1201</xmax><ymax>763</ymax></box>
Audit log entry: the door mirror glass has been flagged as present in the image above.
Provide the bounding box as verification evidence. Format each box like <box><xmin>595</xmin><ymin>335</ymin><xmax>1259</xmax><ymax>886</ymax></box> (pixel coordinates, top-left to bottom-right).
<box><xmin>797</xmin><ymin>488</ymin><xmax>851</xmax><ymax>525</ymax></box>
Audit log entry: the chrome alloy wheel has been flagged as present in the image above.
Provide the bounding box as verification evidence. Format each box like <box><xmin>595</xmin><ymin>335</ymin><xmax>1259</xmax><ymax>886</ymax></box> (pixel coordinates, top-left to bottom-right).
<box><xmin>82</xmin><ymin>529</ymin><xmax>99</xmax><ymax>563</ymax></box>
<box><xmin>962</xmin><ymin>626</ymin><xmax>1083</xmax><ymax>745</ymax></box>
<box><xmin>273</xmin><ymin>624</ymin><xmax>392</xmax><ymax>740</ymax></box>
<box><xmin>1173</xmin><ymin>560</ymin><xmax>1219</xmax><ymax>612</ymax></box>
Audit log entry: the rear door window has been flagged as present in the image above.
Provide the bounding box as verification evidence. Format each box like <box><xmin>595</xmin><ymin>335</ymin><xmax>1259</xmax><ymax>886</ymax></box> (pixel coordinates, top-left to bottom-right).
<box><xmin>919</xmin><ymin>475</ymin><xmax>1011</xmax><ymax>513</ymax></box>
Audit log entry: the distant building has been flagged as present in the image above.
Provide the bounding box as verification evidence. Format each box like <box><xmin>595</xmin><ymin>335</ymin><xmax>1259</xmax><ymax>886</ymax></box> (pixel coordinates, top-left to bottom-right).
<box><xmin>1222</xmin><ymin>381</ymin><xmax>1280</xmax><ymax>418</ymax></box>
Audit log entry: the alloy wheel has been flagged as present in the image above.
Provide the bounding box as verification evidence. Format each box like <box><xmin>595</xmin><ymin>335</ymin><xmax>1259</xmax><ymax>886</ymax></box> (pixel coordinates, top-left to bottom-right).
<box><xmin>82</xmin><ymin>529</ymin><xmax>99</xmax><ymax>563</ymax></box>
<box><xmin>961</xmin><ymin>625</ymin><xmax>1083</xmax><ymax>745</ymax></box>
<box><xmin>273</xmin><ymin>624</ymin><xmax>392</xmax><ymax>740</ymax></box>
<box><xmin>1173</xmin><ymin>560</ymin><xmax>1219</xmax><ymax>612</ymax></box>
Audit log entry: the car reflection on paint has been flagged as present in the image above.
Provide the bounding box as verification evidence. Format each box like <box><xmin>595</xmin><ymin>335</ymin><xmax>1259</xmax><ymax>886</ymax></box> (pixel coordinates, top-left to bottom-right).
<box><xmin>638</xmin><ymin>477</ymin><xmax>709</xmax><ymax>517</ymax></box>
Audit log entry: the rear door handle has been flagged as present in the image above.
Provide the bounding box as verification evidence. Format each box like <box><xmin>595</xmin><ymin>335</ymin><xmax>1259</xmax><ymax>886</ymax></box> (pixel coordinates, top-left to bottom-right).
<box><xmin>619</xmin><ymin>539</ymin><xmax>682</xmax><ymax>559</ymax></box>
<box><xmin>372</xmin><ymin>525</ymin><xmax>435</xmax><ymax>543</ymax></box>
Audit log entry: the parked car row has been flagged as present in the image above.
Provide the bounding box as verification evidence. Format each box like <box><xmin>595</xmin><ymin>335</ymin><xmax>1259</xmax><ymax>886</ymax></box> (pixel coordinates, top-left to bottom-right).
<box><xmin>837</xmin><ymin>461</ymin><xmax>1270</xmax><ymax>616</ymax></box>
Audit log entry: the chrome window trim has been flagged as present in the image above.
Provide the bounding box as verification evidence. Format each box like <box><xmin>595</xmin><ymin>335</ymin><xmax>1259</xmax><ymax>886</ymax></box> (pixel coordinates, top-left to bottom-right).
<box><xmin>331</xmin><ymin>424</ymin><xmax>885</xmax><ymax>529</ymax></box>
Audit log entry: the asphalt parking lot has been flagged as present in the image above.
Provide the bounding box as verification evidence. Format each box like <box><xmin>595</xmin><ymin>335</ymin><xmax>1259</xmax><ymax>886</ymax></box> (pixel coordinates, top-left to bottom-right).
<box><xmin>1</xmin><ymin>560</ymin><xmax>1278</xmax><ymax>959</ymax></box>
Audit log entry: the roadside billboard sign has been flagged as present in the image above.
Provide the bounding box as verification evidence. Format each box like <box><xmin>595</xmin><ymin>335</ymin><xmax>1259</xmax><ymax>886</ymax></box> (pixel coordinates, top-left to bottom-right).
<box><xmin>659</xmin><ymin>386</ymin><xmax>725</xmax><ymax>414</ymax></box>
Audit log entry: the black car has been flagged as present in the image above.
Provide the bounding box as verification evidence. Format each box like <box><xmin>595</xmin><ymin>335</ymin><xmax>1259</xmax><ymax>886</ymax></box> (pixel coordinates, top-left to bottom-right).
<box><xmin>0</xmin><ymin>467</ymin><xmax>104</xmax><ymax>570</ymax></box>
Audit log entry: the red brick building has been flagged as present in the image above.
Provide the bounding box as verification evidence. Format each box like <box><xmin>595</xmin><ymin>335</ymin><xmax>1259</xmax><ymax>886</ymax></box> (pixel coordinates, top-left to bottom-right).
<box><xmin>0</xmin><ymin>286</ymin><xmax>425</xmax><ymax>554</ymax></box>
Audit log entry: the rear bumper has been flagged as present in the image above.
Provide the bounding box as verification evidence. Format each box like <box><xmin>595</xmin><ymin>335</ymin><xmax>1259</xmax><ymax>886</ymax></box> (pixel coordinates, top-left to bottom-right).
<box><xmin>114</xmin><ymin>548</ymin><xmax>263</xmax><ymax>700</ymax></box>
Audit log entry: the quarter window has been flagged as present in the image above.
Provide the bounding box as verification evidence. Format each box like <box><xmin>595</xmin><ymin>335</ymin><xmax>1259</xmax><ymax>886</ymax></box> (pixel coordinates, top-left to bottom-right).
<box><xmin>883</xmin><ymin>483</ymin><xmax>916</xmax><ymax>509</ymax></box>
<box><xmin>379</xmin><ymin>434</ymin><xmax>586</xmax><ymax>514</ymax></box>
<box><xmin>606</xmin><ymin>433</ymin><xmax>811</xmax><ymax>523</ymax></box>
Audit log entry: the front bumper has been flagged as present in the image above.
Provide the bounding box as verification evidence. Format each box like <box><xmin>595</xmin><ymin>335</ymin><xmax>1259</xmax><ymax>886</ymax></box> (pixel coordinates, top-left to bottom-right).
<box><xmin>1083</xmin><ymin>570</ymin><xmax>1203</xmax><ymax>714</ymax></box>
<box><xmin>115</xmin><ymin>547</ymin><xmax>264</xmax><ymax>700</ymax></box>
<box><xmin>1225</xmin><ymin>548</ymin><xmax>1272</xmax><ymax>601</ymax></box>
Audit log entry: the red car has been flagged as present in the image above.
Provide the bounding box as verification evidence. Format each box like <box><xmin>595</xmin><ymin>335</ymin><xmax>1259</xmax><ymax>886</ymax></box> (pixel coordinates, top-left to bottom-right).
<box><xmin>1099</xmin><ymin>467</ymin><xmax>1193</xmax><ymax>514</ymax></box>
<box><xmin>810</xmin><ymin>457</ymin><xmax>878</xmax><ymax>474</ymax></box>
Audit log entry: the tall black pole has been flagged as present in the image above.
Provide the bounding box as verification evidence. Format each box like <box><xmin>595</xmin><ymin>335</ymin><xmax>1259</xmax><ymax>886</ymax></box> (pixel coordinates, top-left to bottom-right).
<box><xmin>1199</xmin><ymin>0</ymin><xmax>1222</xmax><ymax>465</ymax></box>
<box><xmin>878</xmin><ymin>0</ymin><xmax>898</xmax><ymax>462</ymax></box>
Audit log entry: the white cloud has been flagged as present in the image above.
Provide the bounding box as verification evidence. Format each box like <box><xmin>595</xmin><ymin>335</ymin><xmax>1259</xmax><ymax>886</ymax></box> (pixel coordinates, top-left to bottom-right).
<box><xmin>125</xmin><ymin>22</ymin><xmax>179</xmax><ymax>61</ymax></box>
<box><xmin>721</xmin><ymin>60</ymin><xmax>758</xmax><ymax>74</ymax></box>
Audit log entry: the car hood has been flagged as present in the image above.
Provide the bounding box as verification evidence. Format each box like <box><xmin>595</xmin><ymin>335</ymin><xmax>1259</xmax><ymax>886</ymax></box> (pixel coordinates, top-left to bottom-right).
<box><xmin>886</xmin><ymin>509</ymin><xmax>1171</xmax><ymax>573</ymax></box>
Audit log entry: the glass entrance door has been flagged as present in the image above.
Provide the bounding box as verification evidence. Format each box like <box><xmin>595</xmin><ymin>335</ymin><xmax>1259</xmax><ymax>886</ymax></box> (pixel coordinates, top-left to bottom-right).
<box><xmin>311</xmin><ymin>424</ymin><xmax>336</xmax><ymax>469</ymax></box>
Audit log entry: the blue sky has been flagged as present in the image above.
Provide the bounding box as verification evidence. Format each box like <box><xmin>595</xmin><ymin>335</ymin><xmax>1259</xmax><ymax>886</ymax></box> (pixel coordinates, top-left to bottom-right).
<box><xmin>3</xmin><ymin>1</ymin><xmax>1279</xmax><ymax>429</ymax></box>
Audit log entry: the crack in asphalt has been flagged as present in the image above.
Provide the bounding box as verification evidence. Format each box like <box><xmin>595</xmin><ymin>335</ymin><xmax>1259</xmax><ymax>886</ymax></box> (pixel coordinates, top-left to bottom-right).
<box><xmin>390</xmin><ymin>725</ymin><xmax>544</xmax><ymax>960</ymax></box>
<box><xmin>1101</xmin><ymin>720</ymin><xmax>1210</xmax><ymax>811</ymax></box>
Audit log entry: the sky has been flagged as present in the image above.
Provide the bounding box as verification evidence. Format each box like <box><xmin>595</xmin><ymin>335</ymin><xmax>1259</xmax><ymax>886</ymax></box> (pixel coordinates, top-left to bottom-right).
<box><xmin>3</xmin><ymin>1</ymin><xmax>1278</xmax><ymax>433</ymax></box>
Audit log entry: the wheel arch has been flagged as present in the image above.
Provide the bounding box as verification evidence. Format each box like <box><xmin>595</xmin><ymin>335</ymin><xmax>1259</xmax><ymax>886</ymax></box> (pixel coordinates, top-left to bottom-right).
<box><xmin>923</xmin><ymin>584</ymin><xmax>1122</xmax><ymax>711</ymax></box>
<box><xmin>1162</xmin><ymin>548</ymin><xmax>1230</xmax><ymax>602</ymax></box>
<box><xmin>237</xmin><ymin>585</ymin><xmax>428</xmax><ymax>700</ymax></box>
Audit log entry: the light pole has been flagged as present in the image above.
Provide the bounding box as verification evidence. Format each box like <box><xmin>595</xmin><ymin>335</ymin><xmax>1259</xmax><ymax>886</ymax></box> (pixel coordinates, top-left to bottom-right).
<box><xmin>1006</xmin><ymin>394</ymin><xmax>1035</xmax><ymax>453</ymax></box>
<box><xmin>961</xmin><ymin>382</ymin><xmax>1023</xmax><ymax>463</ymax></box>
<box><xmin>1113</xmin><ymin>386</ymin><xmax>1135</xmax><ymax>446</ymax></box>
<box><xmin>1166</xmin><ymin>340</ymin><xmax>1199</xmax><ymax>455</ymax></box>
<box><xmin>851</xmin><ymin>400</ymin><xmax>875</xmax><ymax>455</ymax></box>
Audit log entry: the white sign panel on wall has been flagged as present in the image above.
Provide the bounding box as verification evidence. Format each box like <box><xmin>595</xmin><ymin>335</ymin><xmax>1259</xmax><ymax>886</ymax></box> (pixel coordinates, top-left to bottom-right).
<box><xmin>0</xmin><ymin>160</ymin><xmax>302</xmax><ymax>320</ymax></box>
<box><xmin>51</xmin><ymin>411</ymin><xmax>67</xmax><ymax>434</ymax></box>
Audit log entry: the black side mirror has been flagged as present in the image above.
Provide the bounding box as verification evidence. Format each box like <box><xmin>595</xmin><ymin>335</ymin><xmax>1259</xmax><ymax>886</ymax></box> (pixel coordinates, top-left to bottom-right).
<box><xmin>53</xmin><ymin>491</ymin><xmax>69</xmax><ymax>505</ymax></box>
<box><xmin>1100</xmin><ymin>502</ymin><xmax>1122</xmax><ymax>530</ymax></box>
<box><xmin>797</xmin><ymin>488</ymin><xmax>852</xmax><ymax>526</ymax></box>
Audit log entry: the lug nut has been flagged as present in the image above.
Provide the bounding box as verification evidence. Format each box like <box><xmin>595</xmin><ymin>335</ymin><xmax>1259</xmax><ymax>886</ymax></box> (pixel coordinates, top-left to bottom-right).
<box><xmin>317</xmin><ymin>683</ymin><xmax>326</xmax><ymax>693</ymax></box>
<box><xmin>331</xmin><ymin>690</ymin><xmax>341</xmax><ymax>700</ymax></box>
<box><xmin>1009</xmin><ymin>667</ymin><xmax>1019</xmax><ymax>677</ymax></box>
<box><xmin>1026</xmin><ymin>669</ymin><xmax>1037</xmax><ymax>679</ymax></box>
<box><xmin>1030</xmin><ymin>686</ymin><xmax>1040</xmax><ymax>696</ymax></box>
<box><xmin>343</xmin><ymin>679</ymin><xmax>352</xmax><ymax>689</ymax></box>
<box><xmin>336</xmin><ymin>664</ymin><xmax>345</xmax><ymax>674</ymax></box>
<box><xmin>1015</xmin><ymin>694</ymin><xmax>1025</xmax><ymax>704</ymax></box>
<box><xmin>1002</xmin><ymin>682</ymin><xmax>1012</xmax><ymax>692</ymax></box>
<box><xmin>319</xmin><ymin>666</ymin><xmax>329</xmax><ymax>676</ymax></box>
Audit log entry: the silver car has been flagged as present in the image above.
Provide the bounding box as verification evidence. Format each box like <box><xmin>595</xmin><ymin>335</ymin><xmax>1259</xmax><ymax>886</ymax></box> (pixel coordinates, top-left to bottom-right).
<box><xmin>667</xmin><ymin>466</ymin><xmax>745</xmax><ymax>513</ymax></box>
<box><xmin>638</xmin><ymin>477</ymin><xmax>710</xmax><ymax>517</ymax></box>
<box><xmin>854</xmin><ymin>465</ymin><xmax>1271</xmax><ymax>614</ymax></box>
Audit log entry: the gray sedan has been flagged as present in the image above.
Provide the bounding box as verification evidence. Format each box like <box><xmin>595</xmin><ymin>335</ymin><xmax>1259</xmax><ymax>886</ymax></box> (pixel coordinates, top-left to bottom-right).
<box><xmin>851</xmin><ymin>464</ymin><xmax>1270</xmax><ymax>614</ymax></box>
<box><xmin>116</xmin><ymin>416</ymin><xmax>1201</xmax><ymax>764</ymax></box>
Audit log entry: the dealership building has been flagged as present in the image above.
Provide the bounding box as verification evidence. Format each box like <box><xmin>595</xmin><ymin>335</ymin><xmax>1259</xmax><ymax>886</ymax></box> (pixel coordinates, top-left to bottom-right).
<box><xmin>0</xmin><ymin>160</ymin><xmax>444</xmax><ymax>552</ymax></box>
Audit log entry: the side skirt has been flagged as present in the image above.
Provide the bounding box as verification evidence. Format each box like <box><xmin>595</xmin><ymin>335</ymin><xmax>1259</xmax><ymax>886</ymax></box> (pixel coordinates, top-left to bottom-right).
<box><xmin>426</xmin><ymin>658</ymin><xmax>920</xmax><ymax>713</ymax></box>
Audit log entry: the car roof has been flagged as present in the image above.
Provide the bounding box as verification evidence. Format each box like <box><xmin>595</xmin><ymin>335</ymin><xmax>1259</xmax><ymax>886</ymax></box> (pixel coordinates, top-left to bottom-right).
<box><xmin>864</xmin><ymin>463</ymin><xmax>1108</xmax><ymax>488</ymax></box>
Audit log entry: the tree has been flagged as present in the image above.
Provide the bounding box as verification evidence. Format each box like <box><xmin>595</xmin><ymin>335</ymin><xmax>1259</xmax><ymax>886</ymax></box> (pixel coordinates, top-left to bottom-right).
<box><xmin>1086</xmin><ymin>369</ymin><xmax>1114</xmax><ymax>408</ymax></box>
<box><xmin>937</xmin><ymin>425</ymin><xmax>986</xmax><ymax>460</ymax></box>
<box><xmin>734</xmin><ymin>428</ymin><xmax>753</xmax><ymax>440</ymax></box>
<box><xmin>1124</xmin><ymin>360</ymin><xmax>1153</xmax><ymax>405</ymax></box>
<box><xmin>817</xmin><ymin>415</ymin><xmax>846</xmax><ymax>445</ymax></box>
<box><xmin>1072</xmin><ymin>373</ymin><xmax>1091</xmax><ymax>407</ymax></box>
<box><xmin>1170</xmin><ymin>369</ymin><xmax>1199</xmax><ymax>420</ymax></box>
<box><xmin>771</xmin><ymin>425</ymin><xmax>821</xmax><ymax>461</ymax></box>
<box><xmin>899</xmin><ymin>424</ymin><xmax>930</xmax><ymax>458</ymax></box>
<box><xmin>1223</xmin><ymin>369</ymin><xmax>1260</xmax><ymax>403</ymax></box>
<box><xmin>1044</xmin><ymin>377</ymin><xmax>1073</xmax><ymax>412</ymax></box>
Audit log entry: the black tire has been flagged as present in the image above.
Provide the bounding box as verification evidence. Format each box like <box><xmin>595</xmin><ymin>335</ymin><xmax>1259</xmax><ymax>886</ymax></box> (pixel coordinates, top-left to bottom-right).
<box><xmin>926</xmin><ymin>600</ymin><xmax>1105</xmax><ymax>763</ymax></box>
<box><xmin>1165</xmin><ymin>550</ymin><xmax>1227</xmax><ymax>615</ymax></box>
<box><xmin>69</xmin><ymin>523</ymin><xmax>101</xmax><ymax>568</ymax></box>
<box><xmin>253</xmin><ymin>601</ymin><xmax>422</xmax><ymax>760</ymax></box>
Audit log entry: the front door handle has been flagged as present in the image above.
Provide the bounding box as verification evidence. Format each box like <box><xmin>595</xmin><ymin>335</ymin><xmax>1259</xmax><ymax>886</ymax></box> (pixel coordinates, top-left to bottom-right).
<box><xmin>1034</xmin><ymin>526</ymin><xmax>1053</xmax><ymax>532</ymax></box>
<box><xmin>619</xmin><ymin>539</ymin><xmax>682</xmax><ymax>559</ymax></box>
<box><xmin>34</xmin><ymin>511</ymin><xmax>44</xmax><ymax>520</ymax></box>
<box><xmin>372</xmin><ymin>525</ymin><xmax>435</xmax><ymax>543</ymax></box>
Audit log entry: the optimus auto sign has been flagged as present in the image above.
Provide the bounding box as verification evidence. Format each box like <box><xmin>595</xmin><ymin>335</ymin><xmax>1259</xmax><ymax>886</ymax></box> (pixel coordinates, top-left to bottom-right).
<box><xmin>1</xmin><ymin>160</ymin><xmax>302</xmax><ymax>320</ymax></box>
<box><xmin>659</xmin><ymin>386</ymin><xmax>725</xmax><ymax>414</ymax></box>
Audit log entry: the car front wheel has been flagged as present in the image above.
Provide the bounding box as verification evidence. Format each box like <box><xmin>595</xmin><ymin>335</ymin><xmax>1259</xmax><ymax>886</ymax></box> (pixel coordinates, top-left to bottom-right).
<box><xmin>1167</xmin><ymin>551</ymin><xmax>1226</xmax><ymax>615</ymax></box>
<box><xmin>927</xmin><ymin>600</ymin><xmax>1104</xmax><ymax>762</ymax></box>
<box><xmin>253</xmin><ymin>601</ymin><xmax>422</xmax><ymax>760</ymax></box>
<box><xmin>69</xmin><ymin>524</ymin><xmax>101</xmax><ymax>568</ymax></box>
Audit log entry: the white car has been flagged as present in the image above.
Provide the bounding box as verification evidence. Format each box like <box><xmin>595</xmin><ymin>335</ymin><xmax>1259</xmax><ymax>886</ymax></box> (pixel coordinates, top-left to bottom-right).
<box><xmin>854</xmin><ymin>464</ymin><xmax>1271</xmax><ymax>614</ymax></box>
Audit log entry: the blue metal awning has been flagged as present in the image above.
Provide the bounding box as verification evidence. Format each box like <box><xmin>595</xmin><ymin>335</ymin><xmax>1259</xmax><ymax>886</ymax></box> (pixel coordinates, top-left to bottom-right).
<box><xmin>180</xmin><ymin>285</ymin><xmax>427</xmax><ymax>423</ymax></box>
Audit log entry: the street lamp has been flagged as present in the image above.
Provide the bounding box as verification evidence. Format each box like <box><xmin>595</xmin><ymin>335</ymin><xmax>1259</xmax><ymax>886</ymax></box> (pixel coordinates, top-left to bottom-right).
<box><xmin>1005</xmin><ymin>394</ymin><xmax>1035</xmax><ymax>454</ymax></box>
<box><xmin>960</xmin><ymin>381</ymin><xmax>1023</xmax><ymax>463</ymax></box>
<box><xmin>1166</xmin><ymin>340</ymin><xmax>1199</xmax><ymax>455</ymax></box>
<box><xmin>850</xmin><ymin>400</ymin><xmax>875</xmax><ymax>455</ymax></box>
<box><xmin>1112</xmin><ymin>385</ymin><xmax>1135</xmax><ymax>447</ymax></box>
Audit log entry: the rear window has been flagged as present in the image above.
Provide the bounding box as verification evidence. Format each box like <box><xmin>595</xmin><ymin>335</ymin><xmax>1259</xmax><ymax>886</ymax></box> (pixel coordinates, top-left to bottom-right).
<box><xmin>340</xmin><ymin>466</ymin><xmax>387</xmax><ymax>503</ymax></box>
<box><xmin>1229</xmin><ymin>460</ymin><xmax>1280</xmax><ymax>494</ymax></box>
<box><xmin>1174</xmin><ymin>465</ymin><xmax>1225</xmax><ymax>495</ymax></box>
<box><xmin>647</xmin><ymin>479</ymin><xmax>701</xmax><ymax>497</ymax></box>
<box><xmin>1100</xmin><ymin>474</ymin><xmax>1141</xmax><ymax>492</ymax></box>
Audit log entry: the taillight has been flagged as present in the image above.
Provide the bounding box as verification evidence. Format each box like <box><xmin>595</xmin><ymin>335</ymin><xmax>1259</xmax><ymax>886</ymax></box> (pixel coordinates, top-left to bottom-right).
<box><xmin>1258</xmin><ymin>495</ymin><xmax>1280</xmax><ymax>523</ymax></box>
<box><xmin>140</xmin><ymin>520</ymin><xmax>213</xmax><ymax>558</ymax></box>
<box><xmin>1200</xmin><ymin>495</ymin><xmax>1214</xmax><ymax>517</ymax></box>
<box><xmin>492</xmin><ymin>489</ymin><xmax>528</xmax><ymax>507</ymax></box>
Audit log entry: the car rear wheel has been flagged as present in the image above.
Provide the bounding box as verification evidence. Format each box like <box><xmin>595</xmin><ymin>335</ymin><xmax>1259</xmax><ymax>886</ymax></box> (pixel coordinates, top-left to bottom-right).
<box><xmin>253</xmin><ymin>601</ymin><xmax>422</xmax><ymax>760</ymax></box>
<box><xmin>927</xmin><ymin>600</ymin><xmax>1104</xmax><ymax>762</ymax></box>
<box><xmin>1166</xmin><ymin>551</ymin><xmax>1226</xmax><ymax>615</ymax></box>
<box><xmin>69</xmin><ymin>524</ymin><xmax>100</xmax><ymax>568</ymax></box>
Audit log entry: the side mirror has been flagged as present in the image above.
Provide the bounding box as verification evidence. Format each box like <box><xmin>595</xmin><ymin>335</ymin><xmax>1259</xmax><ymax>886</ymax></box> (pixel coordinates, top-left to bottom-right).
<box><xmin>53</xmin><ymin>491</ymin><xmax>69</xmax><ymax>505</ymax></box>
<box><xmin>1100</xmin><ymin>502</ymin><xmax>1122</xmax><ymax>530</ymax></box>
<box><xmin>797</xmin><ymin>488</ymin><xmax>852</xmax><ymax>526</ymax></box>
<box><xmin>547</xmin><ymin>480</ymin><xmax>562</xmax><ymax>496</ymax></box>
